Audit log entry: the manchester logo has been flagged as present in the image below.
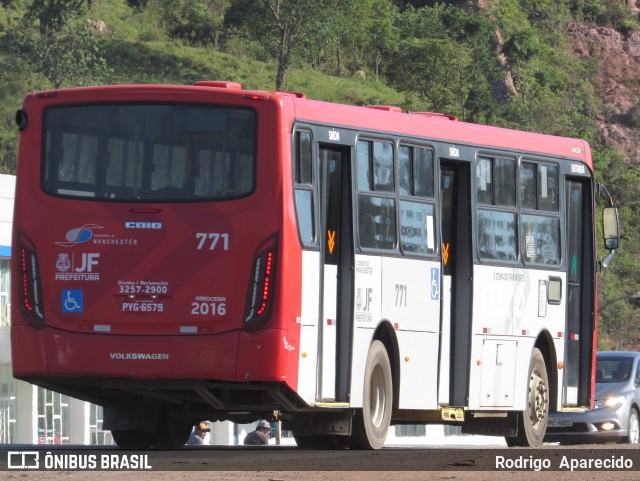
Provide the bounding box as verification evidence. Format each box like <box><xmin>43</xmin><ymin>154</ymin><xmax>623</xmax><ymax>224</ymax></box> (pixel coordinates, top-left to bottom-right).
<box><xmin>55</xmin><ymin>224</ymin><xmax>103</xmax><ymax>247</ymax></box>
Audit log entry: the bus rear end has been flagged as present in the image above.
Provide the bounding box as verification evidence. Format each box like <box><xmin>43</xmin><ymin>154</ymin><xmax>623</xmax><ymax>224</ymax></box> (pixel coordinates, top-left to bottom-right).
<box><xmin>11</xmin><ymin>84</ymin><xmax>303</xmax><ymax>447</ymax></box>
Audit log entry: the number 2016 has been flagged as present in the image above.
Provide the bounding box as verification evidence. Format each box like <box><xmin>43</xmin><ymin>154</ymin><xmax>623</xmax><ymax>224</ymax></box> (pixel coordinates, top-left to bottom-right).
<box><xmin>191</xmin><ymin>302</ymin><xmax>227</xmax><ymax>316</ymax></box>
<box><xmin>196</xmin><ymin>233</ymin><xmax>229</xmax><ymax>250</ymax></box>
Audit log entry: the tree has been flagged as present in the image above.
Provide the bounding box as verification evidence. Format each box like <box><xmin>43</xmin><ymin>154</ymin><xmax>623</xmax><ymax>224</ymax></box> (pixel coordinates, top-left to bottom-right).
<box><xmin>9</xmin><ymin>0</ymin><xmax>109</xmax><ymax>89</ymax></box>
<box><xmin>501</xmin><ymin>28</ymin><xmax>541</xmax><ymax>115</ymax></box>
<box><xmin>262</xmin><ymin>0</ymin><xmax>312</xmax><ymax>90</ymax></box>
<box><xmin>364</xmin><ymin>0</ymin><xmax>399</xmax><ymax>81</ymax></box>
<box><xmin>309</xmin><ymin>0</ymin><xmax>399</xmax><ymax>80</ymax></box>
<box><xmin>394</xmin><ymin>36</ymin><xmax>465</xmax><ymax>113</ymax></box>
<box><xmin>238</xmin><ymin>0</ymin><xmax>337</xmax><ymax>90</ymax></box>
<box><xmin>163</xmin><ymin>0</ymin><xmax>230</xmax><ymax>47</ymax></box>
<box><xmin>24</xmin><ymin>0</ymin><xmax>87</xmax><ymax>35</ymax></box>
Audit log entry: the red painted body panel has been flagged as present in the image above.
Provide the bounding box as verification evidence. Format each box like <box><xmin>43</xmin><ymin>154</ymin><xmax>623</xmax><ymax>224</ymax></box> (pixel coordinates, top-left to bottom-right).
<box><xmin>11</xmin><ymin>84</ymin><xmax>303</xmax><ymax>392</ymax></box>
<box><xmin>293</xmin><ymin>98</ymin><xmax>593</xmax><ymax>170</ymax></box>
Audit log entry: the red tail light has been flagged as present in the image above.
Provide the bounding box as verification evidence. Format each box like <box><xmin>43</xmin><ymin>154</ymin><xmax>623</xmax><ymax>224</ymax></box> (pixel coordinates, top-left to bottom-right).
<box><xmin>18</xmin><ymin>231</ymin><xmax>45</xmax><ymax>329</ymax></box>
<box><xmin>244</xmin><ymin>236</ymin><xmax>277</xmax><ymax>332</ymax></box>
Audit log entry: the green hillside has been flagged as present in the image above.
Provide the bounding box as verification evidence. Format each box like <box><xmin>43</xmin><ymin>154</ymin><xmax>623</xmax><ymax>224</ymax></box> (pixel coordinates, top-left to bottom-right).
<box><xmin>1</xmin><ymin>0</ymin><xmax>639</xmax><ymax>348</ymax></box>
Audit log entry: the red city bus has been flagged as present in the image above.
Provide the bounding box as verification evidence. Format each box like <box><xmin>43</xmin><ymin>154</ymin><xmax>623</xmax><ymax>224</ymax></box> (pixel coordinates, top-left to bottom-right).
<box><xmin>12</xmin><ymin>81</ymin><xmax>619</xmax><ymax>448</ymax></box>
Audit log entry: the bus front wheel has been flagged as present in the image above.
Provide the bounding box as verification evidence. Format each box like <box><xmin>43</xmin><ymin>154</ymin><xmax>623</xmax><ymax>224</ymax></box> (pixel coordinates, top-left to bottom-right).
<box><xmin>506</xmin><ymin>348</ymin><xmax>549</xmax><ymax>447</ymax></box>
<box><xmin>351</xmin><ymin>340</ymin><xmax>392</xmax><ymax>449</ymax></box>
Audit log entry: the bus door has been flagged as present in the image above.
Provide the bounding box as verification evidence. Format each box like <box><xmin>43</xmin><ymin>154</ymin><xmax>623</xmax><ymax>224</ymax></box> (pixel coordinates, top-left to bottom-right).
<box><xmin>318</xmin><ymin>144</ymin><xmax>354</xmax><ymax>402</ymax></box>
<box><xmin>439</xmin><ymin>161</ymin><xmax>473</xmax><ymax>407</ymax></box>
<box><xmin>564</xmin><ymin>178</ymin><xmax>595</xmax><ymax>406</ymax></box>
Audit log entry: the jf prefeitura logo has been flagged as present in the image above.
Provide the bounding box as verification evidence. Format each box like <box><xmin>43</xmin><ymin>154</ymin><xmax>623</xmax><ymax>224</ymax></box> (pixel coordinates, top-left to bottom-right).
<box><xmin>6</xmin><ymin>451</ymin><xmax>152</xmax><ymax>471</ymax></box>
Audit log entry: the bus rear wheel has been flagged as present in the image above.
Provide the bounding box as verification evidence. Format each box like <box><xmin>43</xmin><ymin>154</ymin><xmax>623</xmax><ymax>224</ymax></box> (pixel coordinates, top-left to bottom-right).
<box><xmin>293</xmin><ymin>433</ymin><xmax>348</xmax><ymax>449</ymax></box>
<box><xmin>350</xmin><ymin>340</ymin><xmax>392</xmax><ymax>449</ymax></box>
<box><xmin>506</xmin><ymin>348</ymin><xmax>549</xmax><ymax>447</ymax></box>
<box><xmin>154</xmin><ymin>418</ymin><xmax>193</xmax><ymax>448</ymax></box>
<box><xmin>111</xmin><ymin>411</ymin><xmax>192</xmax><ymax>449</ymax></box>
<box><xmin>111</xmin><ymin>429</ymin><xmax>153</xmax><ymax>449</ymax></box>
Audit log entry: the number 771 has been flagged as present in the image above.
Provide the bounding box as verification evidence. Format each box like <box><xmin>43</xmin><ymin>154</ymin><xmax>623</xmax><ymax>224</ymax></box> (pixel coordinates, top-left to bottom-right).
<box><xmin>196</xmin><ymin>233</ymin><xmax>229</xmax><ymax>250</ymax></box>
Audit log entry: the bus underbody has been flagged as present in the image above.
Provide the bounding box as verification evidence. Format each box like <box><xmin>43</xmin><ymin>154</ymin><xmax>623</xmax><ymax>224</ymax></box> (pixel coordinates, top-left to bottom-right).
<box><xmin>19</xmin><ymin>373</ymin><xmax>527</xmax><ymax>449</ymax></box>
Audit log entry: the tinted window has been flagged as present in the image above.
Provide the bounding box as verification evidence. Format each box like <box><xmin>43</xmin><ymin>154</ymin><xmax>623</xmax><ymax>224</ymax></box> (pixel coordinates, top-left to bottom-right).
<box><xmin>520</xmin><ymin>162</ymin><xmax>536</xmax><ymax>209</ymax></box>
<box><xmin>398</xmin><ymin>146</ymin><xmax>411</xmax><ymax>196</ymax></box>
<box><xmin>477</xmin><ymin>210</ymin><xmax>517</xmax><ymax>261</ymax></box>
<box><xmin>494</xmin><ymin>158</ymin><xmax>515</xmax><ymax>206</ymax></box>
<box><xmin>296</xmin><ymin>131</ymin><xmax>312</xmax><ymax>184</ymax></box>
<box><xmin>400</xmin><ymin>201</ymin><xmax>435</xmax><ymax>255</ymax></box>
<box><xmin>520</xmin><ymin>162</ymin><xmax>559</xmax><ymax>212</ymax></box>
<box><xmin>43</xmin><ymin>104</ymin><xmax>256</xmax><ymax>201</ymax></box>
<box><xmin>521</xmin><ymin>215</ymin><xmax>560</xmax><ymax>265</ymax></box>
<box><xmin>476</xmin><ymin>157</ymin><xmax>492</xmax><ymax>204</ymax></box>
<box><xmin>358</xmin><ymin>196</ymin><xmax>396</xmax><ymax>250</ymax></box>
<box><xmin>596</xmin><ymin>357</ymin><xmax>633</xmax><ymax>383</ymax></box>
<box><xmin>519</xmin><ymin>161</ymin><xmax>561</xmax><ymax>266</ymax></box>
<box><xmin>357</xmin><ymin>140</ymin><xmax>372</xmax><ymax>192</ymax></box>
<box><xmin>295</xmin><ymin>189</ymin><xmax>314</xmax><ymax>245</ymax></box>
<box><xmin>476</xmin><ymin>156</ymin><xmax>515</xmax><ymax>206</ymax></box>
<box><xmin>414</xmin><ymin>147</ymin><xmax>434</xmax><ymax>198</ymax></box>
<box><xmin>293</xmin><ymin>131</ymin><xmax>315</xmax><ymax>247</ymax></box>
<box><xmin>373</xmin><ymin>141</ymin><xmax>394</xmax><ymax>192</ymax></box>
<box><xmin>538</xmin><ymin>164</ymin><xmax>559</xmax><ymax>212</ymax></box>
<box><xmin>399</xmin><ymin>145</ymin><xmax>434</xmax><ymax>198</ymax></box>
<box><xmin>476</xmin><ymin>156</ymin><xmax>517</xmax><ymax>262</ymax></box>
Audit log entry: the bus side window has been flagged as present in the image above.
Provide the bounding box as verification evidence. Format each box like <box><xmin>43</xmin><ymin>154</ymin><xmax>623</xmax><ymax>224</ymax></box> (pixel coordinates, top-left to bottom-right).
<box><xmin>414</xmin><ymin>147</ymin><xmax>434</xmax><ymax>198</ymax></box>
<box><xmin>538</xmin><ymin>164</ymin><xmax>559</xmax><ymax>212</ymax></box>
<box><xmin>398</xmin><ymin>144</ymin><xmax>435</xmax><ymax>256</ymax></box>
<box><xmin>373</xmin><ymin>142</ymin><xmax>394</xmax><ymax>192</ymax></box>
<box><xmin>398</xmin><ymin>146</ymin><xmax>411</xmax><ymax>196</ymax></box>
<box><xmin>476</xmin><ymin>156</ymin><xmax>517</xmax><ymax>262</ymax></box>
<box><xmin>520</xmin><ymin>162</ymin><xmax>561</xmax><ymax>266</ymax></box>
<box><xmin>357</xmin><ymin>140</ymin><xmax>397</xmax><ymax>251</ymax></box>
<box><xmin>293</xmin><ymin>131</ymin><xmax>315</xmax><ymax>246</ymax></box>
<box><xmin>358</xmin><ymin>196</ymin><xmax>396</xmax><ymax>250</ymax></box>
<box><xmin>400</xmin><ymin>201</ymin><xmax>435</xmax><ymax>255</ymax></box>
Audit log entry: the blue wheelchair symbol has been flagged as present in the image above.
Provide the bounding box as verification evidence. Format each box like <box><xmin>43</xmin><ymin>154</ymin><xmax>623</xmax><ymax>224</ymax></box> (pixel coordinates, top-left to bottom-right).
<box><xmin>431</xmin><ymin>268</ymin><xmax>440</xmax><ymax>300</ymax></box>
<box><xmin>62</xmin><ymin>290</ymin><xmax>84</xmax><ymax>313</ymax></box>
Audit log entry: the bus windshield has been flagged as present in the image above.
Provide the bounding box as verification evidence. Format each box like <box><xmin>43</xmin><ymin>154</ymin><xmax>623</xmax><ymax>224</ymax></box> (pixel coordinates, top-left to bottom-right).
<box><xmin>42</xmin><ymin>104</ymin><xmax>256</xmax><ymax>202</ymax></box>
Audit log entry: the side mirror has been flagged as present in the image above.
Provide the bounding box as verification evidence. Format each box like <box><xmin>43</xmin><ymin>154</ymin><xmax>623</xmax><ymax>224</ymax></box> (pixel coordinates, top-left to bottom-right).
<box><xmin>603</xmin><ymin>207</ymin><xmax>620</xmax><ymax>250</ymax></box>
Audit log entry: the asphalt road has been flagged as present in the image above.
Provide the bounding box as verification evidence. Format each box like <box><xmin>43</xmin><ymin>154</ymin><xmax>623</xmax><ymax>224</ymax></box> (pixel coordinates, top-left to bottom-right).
<box><xmin>2</xmin><ymin>443</ymin><xmax>640</xmax><ymax>480</ymax></box>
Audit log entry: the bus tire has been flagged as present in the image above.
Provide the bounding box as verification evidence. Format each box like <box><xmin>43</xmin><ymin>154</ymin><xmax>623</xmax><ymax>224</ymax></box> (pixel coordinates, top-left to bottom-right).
<box><xmin>351</xmin><ymin>340</ymin><xmax>392</xmax><ymax>449</ymax></box>
<box><xmin>506</xmin><ymin>348</ymin><xmax>549</xmax><ymax>447</ymax></box>
<box><xmin>154</xmin><ymin>418</ymin><xmax>193</xmax><ymax>448</ymax></box>
<box><xmin>111</xmin><ymin>429</ymin><xmax>153</xmax><ymax>449</ymax></box>
<box><xmin>293</xmin><ymin>433</ymin><xmax>348</xmax><ymax>449</ymax></box>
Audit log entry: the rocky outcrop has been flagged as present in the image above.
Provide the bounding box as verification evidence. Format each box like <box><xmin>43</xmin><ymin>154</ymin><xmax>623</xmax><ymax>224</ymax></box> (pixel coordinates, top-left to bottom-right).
<box><xmin>567</xmin><ymin>23</ymin><xmax>640</xmax><ymax>161</ymax></box>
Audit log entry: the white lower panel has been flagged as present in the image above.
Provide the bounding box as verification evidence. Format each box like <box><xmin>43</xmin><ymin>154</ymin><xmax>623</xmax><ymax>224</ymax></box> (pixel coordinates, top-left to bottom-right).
<box><xmin>397</xmin><ymin>330</ymin><xmax>440</xmax><ymax>409</ymax></box>
<box><xmin>320</xmin><ymin>264</ymin><xmax>337</xmax><ymax>401</ymax></box>
<box><xmin>438</xmin><ymin>276</ymin><xmax>452</xmax><ymax>406</ymax></box>
<box><xmin>296</xmin><ymin>251</ymin><xmax>320</xmax><ymax>405</ymax></box>
<box><xmin>479</xmin><ymin>339</ymin><xmax>516</xmax><ymax>407</ymax></box>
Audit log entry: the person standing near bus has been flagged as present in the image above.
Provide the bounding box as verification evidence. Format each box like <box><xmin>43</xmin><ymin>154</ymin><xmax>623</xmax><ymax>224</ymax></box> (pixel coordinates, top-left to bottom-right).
<box><xmin>187</xmin><ymin>421</ymin><xmax>210</xmax><ymax>445</ymax></box>
<box><xmin>243</xmin><ymin>420</ymin><xmax>271</xmax><ymax>445</ymax></box>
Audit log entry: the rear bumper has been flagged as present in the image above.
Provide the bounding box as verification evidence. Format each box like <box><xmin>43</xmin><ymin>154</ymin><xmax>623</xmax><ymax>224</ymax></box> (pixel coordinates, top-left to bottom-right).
<box><xmin>11</xmin><ymin>324</ymin><xmax>292</xmax><ymax>383</ymax></box>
